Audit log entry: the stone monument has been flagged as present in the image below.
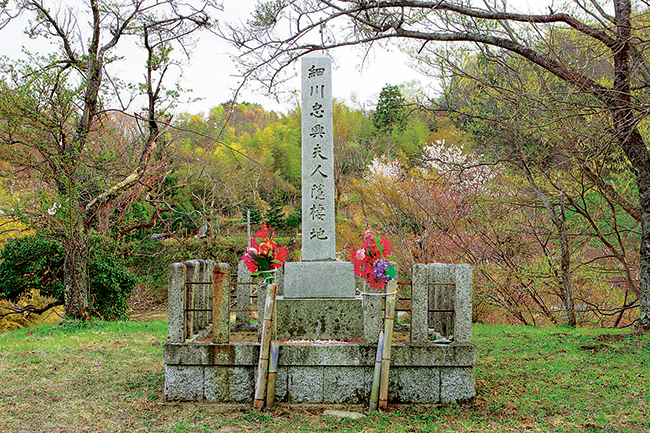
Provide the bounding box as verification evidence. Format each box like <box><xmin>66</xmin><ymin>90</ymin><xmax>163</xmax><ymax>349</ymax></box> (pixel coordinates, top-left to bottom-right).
<box><xmin>162</xmin><ymin>55</ymin><xmax>477</xmax><ymax>405</ymax></box>
<box><xmin>277</xmin><ymin>56</ymin><xmax>360</xmax><ymax>339</ymax></box>
<box><xmin>283</xmin><ymin>55</ymin><xmax>355</xmax><ymax>300</ymax></box>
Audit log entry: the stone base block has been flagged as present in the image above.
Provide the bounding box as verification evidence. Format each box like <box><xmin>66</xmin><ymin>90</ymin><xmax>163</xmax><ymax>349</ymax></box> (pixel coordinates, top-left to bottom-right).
<box><xmin>164</xmin><ymin>366</ymin><xmax>204</xmax><ymax>401</ymax></box>
<box><xmin>283</xmin><ymin>262</ymin><xmax>355</xmax><ymax>298</ymax></box>
<box><xmin>275</xmin><ymin>297</ymin><xmax>363</xmax><ymax>339</ymax></box>
<box><xmin>164</xmin><ymin>342</ymin><xmax>476</xmax><ymax>404</ymax></box>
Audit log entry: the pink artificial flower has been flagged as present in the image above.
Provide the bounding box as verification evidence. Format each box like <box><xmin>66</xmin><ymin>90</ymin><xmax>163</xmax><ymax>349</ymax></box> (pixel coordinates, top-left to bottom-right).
<box><xmin>356</xmin><ymin>248</ymin><xmax>366</xmax><ymax>261</ymax></box>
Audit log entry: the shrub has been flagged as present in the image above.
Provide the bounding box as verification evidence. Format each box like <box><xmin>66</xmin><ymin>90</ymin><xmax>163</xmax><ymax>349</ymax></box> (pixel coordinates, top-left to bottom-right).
<box><xmin>0</xmin><ymin>235</ymin><xmax>64</xmax><ymax>302</ymax></box>
<box><xmin>0</xmin><ymin>234</ymin><xmax>135</xmax><ymax>320</ymax></box>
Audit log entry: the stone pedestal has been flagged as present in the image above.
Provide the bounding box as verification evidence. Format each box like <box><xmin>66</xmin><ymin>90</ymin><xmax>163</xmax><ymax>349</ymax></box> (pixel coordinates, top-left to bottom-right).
<box><xmin>283</xmin><ymin>261</ymin><xmax>355</xmax><ymax>298</ymax></box>
<box><xmin>275</xmin><ymin>297</ymin><xmax>363</xmax><ymax>340</ymax></box>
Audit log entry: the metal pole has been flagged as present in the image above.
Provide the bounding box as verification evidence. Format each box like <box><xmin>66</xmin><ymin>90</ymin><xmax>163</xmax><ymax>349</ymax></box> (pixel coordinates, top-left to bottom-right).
<box><xmin>247</xmin><ymin>210</ymin><xmax>251</xmax><ymax>245</ymax></box>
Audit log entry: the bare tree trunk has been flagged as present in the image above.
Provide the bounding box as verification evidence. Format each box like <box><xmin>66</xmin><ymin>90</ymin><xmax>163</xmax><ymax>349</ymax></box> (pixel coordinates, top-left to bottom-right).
<box><xmin>637</xmin><ymin>178</ymin><xmax>650</xmax><ymax>329</ymax></box>
<box><xmin>518</xmin><ymin>148</ymin><xmax>577</xmax><ymax>327</ymax></box>
<box><xmin>63</xmin><ymin>218</ymin><xmax>90</xmax><ymax>319</ymax></box>
<box><xmin>558</xmin><ymin>193</ymin><xmax>577</xmax><ymax>327</ymax></box>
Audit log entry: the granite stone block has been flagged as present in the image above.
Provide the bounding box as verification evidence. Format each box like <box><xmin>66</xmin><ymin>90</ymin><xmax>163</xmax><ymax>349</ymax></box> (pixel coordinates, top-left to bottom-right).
<box><xmin>411</xmin><ymin>264</ymin><xmax>428</xmax><ymax>343</ymax></box>
<box><xmin>229</xmin><ymin>366</ymin><xmax>255</xmax><ymax>403</ymax></box>
<box><xmin>168</xmin><ymin>263</ymin><xmax>186</xmax><ymax>343</ymax></box>
<box><xmin>288</xmin><ymin>367</ymin><xmax>324</xmax><ymax>403</ymax></box>
<box><xmin>212</xmin><ymin>263</ymin><xmax>230</xmax><ymax>343</ymax></box>
<box><xmin>236</xmin><ymin>260</ymin><xmax>252</xmax><ymax>324</ymax></box>
<box><xmin>397</xmin><ymin>367</ymin><xmax>440</xmax><ymax>403</ymax></box>
<box><xmin>275</xmin><ymin>367</ymin><xmax>288</xmax><ymax>402</ymax></box>
<box><xmin>164</xmin><ymin>366</ymin><xmax>204</xmax><ymax>401</ymax></box>
<box><xmin>275</xmin><ymin>298</ymin><xmax>363</xmax><ymax>339</ymax></box>
<box><xmin>323</xmin><ymin>367</ymin><xmax>366</xmax><ymax>404</ymax></box>
<box><xmin>163</xmin><ymin>343</ymin><xmax>211</xmax><ymax>365</ymax></box>
<box><xmin>454</xmin><ymin>265</ymin><xmax>473</xmax><ymax>343</ymax></box>
<box><xmin>301</xmin><ymin>55</ymin><xmax>335</xmax><ymax>261</ymax></box>
<box><xmin>283</xmin><ymin>262</ymin><xmax>355</xmax><ymax>298</ymax></box>
<box><xmin>440</xmin><ymin>367</ymin><xmax>475</xmax><ymax>403</ymax></box>
<box><xmin>204</xmin><ymin>366</ymin><xmax>229</xmax><ymax>402</ymax></box>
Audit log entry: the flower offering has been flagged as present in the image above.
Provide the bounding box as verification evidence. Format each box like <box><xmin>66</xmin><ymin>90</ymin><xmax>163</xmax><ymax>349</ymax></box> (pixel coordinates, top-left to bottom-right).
<box><xmin>241</xmin><ymin>224</ymin><xmax>288</xmax><ymax>279</ymax></box>
<box><xmin>345</xmin><ymin>230</ymin><xmax>397</xmax><ymax>289</ymax></box>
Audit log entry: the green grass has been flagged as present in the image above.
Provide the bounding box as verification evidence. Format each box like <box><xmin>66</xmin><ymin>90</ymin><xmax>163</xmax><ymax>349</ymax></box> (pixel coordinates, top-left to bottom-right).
<box><xmin>0</xmin><ymin>321</ymin><xmax>648</xmax><ymax>432</ymax></box>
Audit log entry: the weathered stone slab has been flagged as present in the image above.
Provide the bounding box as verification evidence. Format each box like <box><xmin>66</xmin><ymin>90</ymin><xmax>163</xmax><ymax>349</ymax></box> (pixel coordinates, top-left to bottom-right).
<box><xmin>164</xmin><ymin>366</ymin><xmax>204</xmax><ymax>401</ymax></box>
<box><xmin>275</xmin><ymin>298</ymin><xmax>363</xmax><ymax>339</ymax></box>
<box><xmin>167</xmin><ymin>263</ymin><xmax>186</xmax><ymax>343</ymax></box>
<box><xmin>283</xmin><ymin>261</ymin><xmax>355</xmax><ymax>298</ymax></box>
<box><xmin>257</xmin><ymin>283</ymin><xmax>266</xmax><ymax>342</ymax></box>
<box><xmin>204</xmin><ymin>366</ymin><xmax>229</xmax><ymax>402</ymax></box>
<box><xmin>163</xmin><ymin>343</ymin><xmax>258</xmax><ymax>366</ymax></box>
<box><xmin>275</xmin><ymin>367</ymin><xmax>288</xmax><ymax>402</ymax></box>
<box><xmin>301</xmin><ymin>55</ymin><xmax>335</xmax><ymax>261</ymax></box>
<box><xmin>411</xmin><ymin>264</ymin><xmax>428</xmax><ymax>343</ymax></box>
<box><xmin>211</xmin><ymin>263</ymin><xmax>230</xmax><ymax>343</ymax></box>
<box><xmin>362</xmin><ymin>262</ymin><xmax>398</xmax><ymax>344</ymax></box>
<box><xmin>440</xmin><ymin>367</ymin><xmax>475</xmax><ymax>403</ymax></box>
<box><xmin>397</xmin><ymin>367</ymin><xmax>440</xmax><ymax>403</ymax></box>
<box><xmin>164</xmin><ymin>342</ymin><xmax>476</xmax><ymax>368</ymax></box>
<box><xmin>229</xmin><ymin>366</ymin><xmax>255</xmax><ymax>403</ymax></box>
<box><xmin>323</xmin><ymin>410</ymin><xmax>366</xmax><ymax>420</ymax></box>
<box><xmin>288</xmin><ymin>367</ymin><xmax>325</xmax><ymax>403</ymax></box>
<box><xmin>454</xmin><ymin>265</ymin><xmax>473</xmax><ymax>343</ymax></box>
<box><xmin>236</xmin><ymin>260</ymin><xmax>252</xmax><ymax>324</ymax></box>
<box><xmin>323</xmin><ymin>367</ymin><xmax>367</xmax><ymax>404</ymax></box>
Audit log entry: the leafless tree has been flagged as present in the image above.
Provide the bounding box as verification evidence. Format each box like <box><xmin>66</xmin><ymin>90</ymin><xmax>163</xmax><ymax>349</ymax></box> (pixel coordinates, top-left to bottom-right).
<box><xmin>0</xmin><ymin>0</ymin><xmax>218</xmax><ymax>319</ymax></box>
<box><xmin>225</xmin><ymin>0</ymin><xmax>650</xmax><ymax>329</ymax></box>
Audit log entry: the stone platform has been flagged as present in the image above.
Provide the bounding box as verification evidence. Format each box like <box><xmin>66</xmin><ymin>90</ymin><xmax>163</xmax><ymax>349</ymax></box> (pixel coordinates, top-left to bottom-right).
<box><xmin>164</xmin><ymin>341</ymin><xmax>476</xmax><ymax>404</ymax></box>
<box><xmin>163</xmin><ymin>260</ymin><xmax>477</xmax><ymax>405</ymax></box>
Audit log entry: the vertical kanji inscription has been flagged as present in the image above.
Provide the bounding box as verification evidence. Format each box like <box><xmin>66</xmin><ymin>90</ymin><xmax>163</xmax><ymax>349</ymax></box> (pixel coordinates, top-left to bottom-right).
<box><xmin>302</xmin><ymin>56</ymin><xmax>335</xmax><ymax>261</ymax></box>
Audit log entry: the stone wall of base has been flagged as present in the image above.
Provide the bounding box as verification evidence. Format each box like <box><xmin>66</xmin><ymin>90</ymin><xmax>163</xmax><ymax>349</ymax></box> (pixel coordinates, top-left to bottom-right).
<box><xmin>164</xmin><ymin>342</ymin><xmax>476</xmax><ymax>404</ymax></box>
<box><xmin>165</xmin><ymin>364</ymin><xmax>475</xmax><ymax>404</ymax></box>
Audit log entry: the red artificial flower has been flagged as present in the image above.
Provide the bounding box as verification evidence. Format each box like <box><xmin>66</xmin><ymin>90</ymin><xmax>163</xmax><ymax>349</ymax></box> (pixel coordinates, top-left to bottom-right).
<box><xmin>240</xmin><ymin>224</ymin><xmax>288</xmax><ymax>276</ymax></box>
<box><xmin>347</xmin><ymin>231</ymin><xmax>396</xmax><ymax>289</ymax></box>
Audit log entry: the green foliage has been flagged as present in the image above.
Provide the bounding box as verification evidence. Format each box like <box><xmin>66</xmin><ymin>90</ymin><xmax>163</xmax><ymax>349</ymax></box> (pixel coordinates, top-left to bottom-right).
<box><xmin>88</xmin><ymin>237</ymin><xmax>136</xmax><ymax>321</ymax></box>
<box><xmin>0</xmin><ymin>236</ymin><xmax>64</xmax><ymax>302</ymax></box>
<box><xmin>264</xmin><ymin>201</ymin><xmax>285</xmax><ymax>230</ymax></box>
<box><xmin>0</xmin><ymin>234</ymin><xmax>135</xmax><ymax>320</ymax></box>
<box><xmin>372</xmin><ymin>84</ymin><xmax>408</xmax><ymax>158</ymax></box>
<box><xmin>247</xmin><ymin>207</ymin><xmax>263</xmax><ymax>225</ymax></box>
<box><xmin>372</xmin><ymin>84</ymin><xmax>407</xmax><ymax>135</ymax></box>
<box><xmin>285</xmin><ymin>208</ymin><xmax>301</xmax><ymax>229</ymax></box>
<box><xmin>249</xmin><ymin>0</ymin><xmax>287</xmax><ymax>29</ymax></box>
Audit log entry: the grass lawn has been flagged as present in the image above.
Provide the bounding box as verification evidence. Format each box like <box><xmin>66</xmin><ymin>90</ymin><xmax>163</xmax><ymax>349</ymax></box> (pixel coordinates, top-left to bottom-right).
<box><xmin>0</xmin><ymin>320</ymin><xmax>648</xmax><ymax>432</ymax></box>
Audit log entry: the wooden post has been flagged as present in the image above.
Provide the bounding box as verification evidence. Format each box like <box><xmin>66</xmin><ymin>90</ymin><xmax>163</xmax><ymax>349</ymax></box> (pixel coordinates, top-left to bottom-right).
<box><xmin>254</xmin><ymin>284</ymin><xmax>277</xmax><ymax>410</ymax></box>
<box><xmin>265</xmin><ymin>341</ymin><xmax>280</xmax><ymax>408</ymax></box>
<box><xmin>379</xmin><ymin>279</ymin><xmax>397</xmax><ymax>409</ymax></box>
<box><xmin>369</xmin><ymin>330</ymin><xmax>384</xmax><ymax>410</ymax></box>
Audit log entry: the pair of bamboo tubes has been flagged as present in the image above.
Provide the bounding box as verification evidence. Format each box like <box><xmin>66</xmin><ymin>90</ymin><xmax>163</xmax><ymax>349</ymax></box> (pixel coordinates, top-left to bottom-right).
<box><xmin>254</xmin><ymin>284</ymin><xmax>280</xmax><ymax>410</ymax></box>
<box><xmin>369</xmin><ymin>279</ymin><xmax>397</xmax><ymax>410</ymax></box>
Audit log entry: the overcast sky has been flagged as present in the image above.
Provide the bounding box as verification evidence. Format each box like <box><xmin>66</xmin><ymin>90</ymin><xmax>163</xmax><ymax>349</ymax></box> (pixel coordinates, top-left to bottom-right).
<box><xmin>2</xmin><ymin>0</ymin><xmax>544</xmax><ymax>115</ymax></box>
<box><xmin>180</xmin><ymin>2</ymin><xmax>434</xmax><ymax>114</ymax></box>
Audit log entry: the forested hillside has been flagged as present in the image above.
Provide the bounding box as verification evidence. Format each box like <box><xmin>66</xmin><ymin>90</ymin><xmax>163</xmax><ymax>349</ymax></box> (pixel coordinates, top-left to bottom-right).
<box><xmin>0</xmin><ymin>0</ymin><xmax>644</xmax><ymax>330</ymax></box>
<box><xmin>0</xmin><ymin>86</ymin><xmax>640</xmax><ymax>329</ymax></box>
